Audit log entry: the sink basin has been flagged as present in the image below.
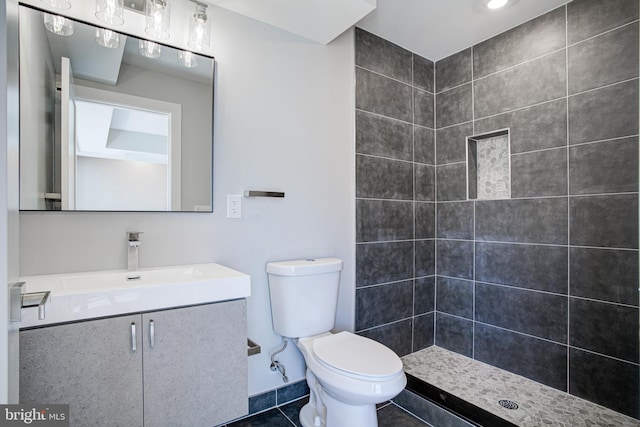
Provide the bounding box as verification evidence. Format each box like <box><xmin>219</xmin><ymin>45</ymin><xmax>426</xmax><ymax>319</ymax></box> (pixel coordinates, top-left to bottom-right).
<box><xmin>18</xmin><ymin>263</ymin><xmax>251</xmax><ymax>328</ymax></box>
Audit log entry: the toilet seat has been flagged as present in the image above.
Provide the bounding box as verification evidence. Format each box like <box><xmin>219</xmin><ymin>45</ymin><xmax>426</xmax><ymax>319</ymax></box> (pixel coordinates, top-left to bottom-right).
<box><xmin>312</xmin><ymin>331</ymin><xmax>403</xmax><ymax>381</ymax></box>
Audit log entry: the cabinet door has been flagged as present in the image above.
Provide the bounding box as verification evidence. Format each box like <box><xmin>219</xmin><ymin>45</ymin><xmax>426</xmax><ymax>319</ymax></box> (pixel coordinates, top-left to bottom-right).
<box><xmin>20</xmin><ymin>315</ymin><xmax>143</xmax><ymax>427</ymax></box>
<box><xmin>142</xmin><ymin>300</ymin><xmax>248</xmax><ymax>427</ymax></box>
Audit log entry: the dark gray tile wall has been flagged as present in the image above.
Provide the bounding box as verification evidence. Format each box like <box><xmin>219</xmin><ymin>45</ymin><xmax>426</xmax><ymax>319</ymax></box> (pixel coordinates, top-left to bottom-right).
<box><xmin>474</xmin><ymin>99</ymin><xmax>568</xmax><ymax>154</ymax></box>
<box><xmin>355</xmin><ymin>28</ymin><xmax>436</xmax><ymax>356</ymax></box>
<box><xmin>474</xmin><ymin>323</ymin><xmax>568</xmax><ymax>391</ymax></box>
<box><xmin>435</xmin><ymin>313</ymin><xmax>473</xmax><ymax>358</ymax></box>
<box><xmin>474</xmin><ymin>50</ymin><xmax>567</xmax><ymax>118</ymax></box>
<box><xmin>569</xmin><ymin>137</ymin><xmax>639</xmax><ymax>195</ymax></box>
<box><xmin>436</xmin><ymin>277</ymin><xmax>473</xmax><ymax>319</ymax></box>
<box><xmin>432</xmin><ymin>0</ymin><xmax>639</xmax><ymax>419</ymax></box>
<box><xmin>475</xmin><ymin>242</ymin><xmax>568</xmax><ymax>293</ymax></box>
<box><xmin>567</xmin><ymin>22</ymin><xmax>639</xmax><ymax>94</ymax></box>
<box><xmin>472</xmin><ymin>6</ymin><xmax>566</xmax><ymax>78</ymax></box>
<box><xmin>356</xmin><ymin>67</ymin><xmax>413</xmax><ymax>122</ymax></box>
<box><xmin>356</xmin><ymin>0</ymin><xmax>639</xmax><ymax>418</ymax></box>
<box><xmin>568</xmin><ymin>79</ymin><xmax>639</xmax><ymax>145</ymax></box>
<box><xmin>436</xmin><ymin>83</ymin><xmax>473</xmax><ymax>128</ymax></box>
<box><xmin>566</xmin><ymin>0</ymin><xmax>639</xmax><ymax>44</ymax></box>
<box><xmin>356</xmin><ymin>281</ymin><xmax>414</xmax><ymax>330</ymax></box>
<box><xmin>569</xmin><ymin>348</ymin><xmax>640</xmax><ymax>417</ymax></box>
<box><xmin>510</xmin><ymin>148</ymin><xmax>568</xmax><ymax>197</ymax></box>
<box><xmin>436</xmin><ymin>122</ymin><xmax>473</xmax><ymax>164</ymax></box>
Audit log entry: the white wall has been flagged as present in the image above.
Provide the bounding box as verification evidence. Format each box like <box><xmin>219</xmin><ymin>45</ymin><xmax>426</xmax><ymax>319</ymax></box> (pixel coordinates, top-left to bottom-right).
<box><xmin>18</xmin><ymin>6</ymin><xmax>355</xmax><ymax>396</ymax></box>
<box><xmin>76</xmin><ymin>157</ymin><xmax>168</xmax><ymax>211</ymax></box>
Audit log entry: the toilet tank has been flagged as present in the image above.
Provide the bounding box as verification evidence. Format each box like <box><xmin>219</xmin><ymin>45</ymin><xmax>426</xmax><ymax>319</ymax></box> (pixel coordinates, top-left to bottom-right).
<box><xmin>266</xmin><ymin>258</ymin><xmax>343</xmax><ymax>338</ymax></box>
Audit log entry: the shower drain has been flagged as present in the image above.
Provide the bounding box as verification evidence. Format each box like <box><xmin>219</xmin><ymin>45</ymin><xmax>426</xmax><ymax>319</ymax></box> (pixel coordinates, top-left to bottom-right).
<box><xmin>498</xmin><ymin>399</ymin><xmax>519</xmax><ymax>410</ymax></box>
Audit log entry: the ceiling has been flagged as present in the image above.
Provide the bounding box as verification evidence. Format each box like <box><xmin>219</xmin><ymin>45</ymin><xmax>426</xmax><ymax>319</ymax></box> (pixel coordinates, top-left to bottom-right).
<box><xmin>208</xmin><ymin>0</ymin><xmax>376</xmax><ymax>44</ymax></box>
<box><xmin>26</xmin><ymin>0</ymin><xmax>570</xmax><ymax>64</ymax></box>
<box><xmin>207</xmin><ymin>0</ymin><xmax>569</xmax><ymax>62</ymax></box>
<box><xmin>356</xmin><ymin>0</ymin><xmax>569</xmax><ymax>60</ymax></box>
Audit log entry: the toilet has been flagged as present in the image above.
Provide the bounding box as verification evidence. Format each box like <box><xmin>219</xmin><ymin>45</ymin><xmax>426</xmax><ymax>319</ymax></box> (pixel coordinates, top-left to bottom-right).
<box><xmin>266</xmin><ymin>258</ymin><xmax>406</xmax><ymax>427</ymax></box>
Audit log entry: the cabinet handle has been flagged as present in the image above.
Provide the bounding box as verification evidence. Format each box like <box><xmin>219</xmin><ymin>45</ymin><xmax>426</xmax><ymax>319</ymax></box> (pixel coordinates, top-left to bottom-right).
<box><xmin>149</xmin><ymin>319</ymin><xmax>155</xmax><ymax>348</ymax></box>
<box><xmin>131</xmin><ymin>322</ymin><xmax>137</xmax><ymax>352</ymax></box>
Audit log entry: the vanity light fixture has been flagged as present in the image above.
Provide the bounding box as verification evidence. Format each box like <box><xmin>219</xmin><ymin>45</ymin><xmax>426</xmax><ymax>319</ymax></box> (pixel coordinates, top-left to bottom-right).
<box><xmin>139</xmin><ymin>40</ymin><xmax>162</xmax><ymax>58</ymax></box>
<box><xmin>44</xmin><ymin>13</ymin><xmax>74</xmax><ymax>36</ymax></box>
<box><xmin>486</xmin><ymin>0</ymin><xmax>509</xmax><ymax>9</ymax></box>
<box><xmin>178</xmin><ymin>50</ymin><xmax>198</xmax><ymax>68</ymax></box>
<box><xmin>95</xmin><ymin>28</ymin><xmax>121</xmax><ymax>48</ymax></box>
<box><xmin>145</xmin><ymin>0</ymin><xmax>171</xmax><ymax>40</ymax></box>
<box><xmin>95</xmin><ymin>0</ymin><xmax>125</xmax><ymax>26</ymax></box>
<box><xmin>40</xmin><ymin>0</ymin><xmax>71</xmax><ymax>10</ymax></box>
<box><xmin>187</xmin><ymin>0</ymin><xmax>210</xmax><ymax>51</ymax></box>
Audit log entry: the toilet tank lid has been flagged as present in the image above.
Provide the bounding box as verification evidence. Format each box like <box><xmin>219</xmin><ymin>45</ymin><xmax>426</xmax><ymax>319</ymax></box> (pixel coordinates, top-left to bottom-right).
<box><xmin>266</xmin><ymin>257</ymin><xmax>343</xmax><ymax>276</ymax></box>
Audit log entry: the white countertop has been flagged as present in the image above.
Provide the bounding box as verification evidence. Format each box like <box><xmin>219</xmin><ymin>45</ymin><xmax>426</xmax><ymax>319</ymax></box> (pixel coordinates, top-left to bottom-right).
<box><xmin>18</xmin><ymin>263</ymin><xmax>251</xmax><ymax>328</ymax></box>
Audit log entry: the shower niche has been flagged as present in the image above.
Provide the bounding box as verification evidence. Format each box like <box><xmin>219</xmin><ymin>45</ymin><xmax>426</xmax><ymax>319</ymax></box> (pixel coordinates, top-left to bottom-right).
<box><xmin>466</xmin><ymin>129</ymin><xmax>511</xmax><ymax>200</ymax></box>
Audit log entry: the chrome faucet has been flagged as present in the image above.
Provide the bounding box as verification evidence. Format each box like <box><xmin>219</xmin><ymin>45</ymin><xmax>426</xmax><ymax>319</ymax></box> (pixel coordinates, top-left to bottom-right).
<box><xmin>127</xmin><ymin>232</ymin><xmax>143</xmax><ymax>278</ymax></box>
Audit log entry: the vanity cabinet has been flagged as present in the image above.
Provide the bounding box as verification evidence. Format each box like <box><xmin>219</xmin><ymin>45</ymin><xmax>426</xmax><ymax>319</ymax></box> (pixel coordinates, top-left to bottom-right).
<box><xmin>20</xmin><ymin>300</ymin><xmax>248</xmax><ymax>427</ymax></box>
<box><xmin>20</xmin><ymin>314</ymin><xmax>143</xmax><ymax>426</ymax></box>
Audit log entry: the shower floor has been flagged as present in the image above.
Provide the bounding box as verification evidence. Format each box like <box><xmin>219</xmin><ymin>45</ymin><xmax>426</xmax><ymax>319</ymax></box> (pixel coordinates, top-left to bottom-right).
<box><xmin>401</xmin><ymin>346</ymin><xmax>638</xmax><ymax>426</ymax></box>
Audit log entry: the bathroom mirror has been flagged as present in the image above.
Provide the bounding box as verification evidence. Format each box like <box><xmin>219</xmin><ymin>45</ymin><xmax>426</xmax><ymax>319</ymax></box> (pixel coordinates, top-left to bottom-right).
<box><xmin>18</xmin><ymin>5</ymin><xmax>214</xmax><ymax>212</ymax></box>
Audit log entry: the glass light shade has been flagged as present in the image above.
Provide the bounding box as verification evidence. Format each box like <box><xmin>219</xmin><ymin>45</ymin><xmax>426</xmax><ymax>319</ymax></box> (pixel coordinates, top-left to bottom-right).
<box><xmin>145</xmin><ymin>0</ymin><xmax>170</xmax><ymax>40</ymax></box>
<box><xmin>139</xmin><ymin>40</ymin><xmax>162</xmax><ymax>59</ymax></box>
<box><xmin>44</xmin><ymin>14</ymin><xmax>74</xmax><ymax>36</ymax></box>
<box><xmin>187</xmin><ymin>3</ymin><xmax>210</xmax><ymax>51</ymax></box>
<box><xmin>40</xmin><ymin>0</ymin><xmax>71</xmax><ymax>10</ymax></box>
<box><xmin>95</xmin><ymin>28</ymin><xmax>121</xmax><ymax>49</ymax></box>
<box><xmin>178</xmin><ymin>51</ymin><xmax>198</xmax><ymax>68</ymax></box>
<box><xmin>95</xmin><ymin>0</ymin><xmax>124</xmax><ymax>25</ymax></box>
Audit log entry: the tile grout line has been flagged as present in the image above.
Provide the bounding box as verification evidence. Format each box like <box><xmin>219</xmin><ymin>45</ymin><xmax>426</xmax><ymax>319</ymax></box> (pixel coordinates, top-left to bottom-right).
<box><xmin>411</xmin><ymin>52</ymin><xmax>416</xmax><ymax>355</ymax></box>
<box><xmin>432</xmin><ymin>18</ymin><xmax>639</xmax><ymax>98</ymax></box>
<box><xmin>389</xmin><ymin>401</ymin><xmax>432</xmax><ymax>425</ymax></box>
<box><xmin>433</xmin><ymin>56</ymin><xmax>439</xmax><ymax>347</ymax></box>
<box><xmin>458</xmin><ymin>15</ymin><xmax>640</xmax><ymax>89</ymax></box>
<box><xmin>357</xmin><ymin>278</ymin><xmax>429</xmax><ymax>290</ymax></box>
<box><xmin>356</xmin><ymin>237</ymin><xmax>640</xmax><ymax>252</ymax></box>
<box><xmin>434</xmin><ymin>134</ymin><xmax>640</xmax><ymax>168</ymax></box>
<box><xmin>276</xmin><ymin>406</ymin><xmax>298</xmax><ymax>426</ymax></box>
<box><xmin>568</xmin><ymin>76</ymin><xmax>639</xmax><ymax>98</ymax></box>
<box><xmin>470</xmin><ymin>45</ymin><xmax>477</xmax><ymax>361</ymax></box>
<box><xmin>357</xmin><ymin>191</ymin><xmax>640</xmax><ymax>205</ymax></box>
<box><xmin>564</xmin><ymin>3</ymin><xmax>572</xmax><ymax>394</ymax></box>
<box><xmin>355</xmin><ymin>64</ymin><xmax>426</xmax><ymax>92</ymax></box>
<box><xmin>566</xmin><ymin>18</ymin><xmax>640</xmax><ymax>49</ymax></box>
<box><xmin>355</xmin><ymin>107</ymin><xmax>427</xmax><ymax>128</ymax></box>
<box><xmin>472</xmin><ymin>278</ymin><xmax>640</xmax><ymax>309</ymax></box>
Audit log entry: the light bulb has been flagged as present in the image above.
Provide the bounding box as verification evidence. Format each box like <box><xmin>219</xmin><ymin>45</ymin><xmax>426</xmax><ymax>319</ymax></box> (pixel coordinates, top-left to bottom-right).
<box><xmin>139</xmin><ymin>40</ymin><xmax>161</xmax><ymax>58</ymax></box>
<box><xmin>95</xmin><ymin>0</ymin><xmax>124</xmax><ymax>26</ymax></box>
<box><xmin>178</xmin><ymin>51</ymin><xmax>198</xmax><ymax>68</ymax></box>
<box><xmin>145</xmin><ymin>0</ymin><xmax>170</xmax><ymax>39</ymax></box>
<box><xmin>187</xmin><ymin>2</ymin><xmax>210</xmax><ymax>51</ymax></box>
<box><xmin>486</xmin><ymin>0</ymin><xmax>509</xmax><ymax>9</ymax></box>
<box><xmin>44</xmin><ymin>13</ymin><xmax>74</xmax><ymax>36</ymax></box>
<box><xmin>95</xmin><ymin>28</ymin><xmax>121</xmax><ymax>48</ymax></box>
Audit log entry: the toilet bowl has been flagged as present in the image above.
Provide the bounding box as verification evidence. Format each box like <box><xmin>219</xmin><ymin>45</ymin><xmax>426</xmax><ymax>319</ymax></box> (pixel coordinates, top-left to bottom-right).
<box><xmin>298</xmin><ymin>332</ymin><xmax>406</xmax><ymax>405</ymax></box>
<box><xmin>296</xmin><ymin>331</ymin><xmax>406</xmax><ymax>426</ymax></box>
<box><xmin>266</xmin><ymin>258</ymin><xmax>407</xmax><ymax>427</ymax></box>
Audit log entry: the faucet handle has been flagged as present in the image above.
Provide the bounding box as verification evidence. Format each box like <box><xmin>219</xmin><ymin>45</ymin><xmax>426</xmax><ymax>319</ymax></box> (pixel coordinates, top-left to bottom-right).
<box><xmin>127</xmin><ymin>231</ymin><xmax>144</xmax><ymax>242</ymax></box>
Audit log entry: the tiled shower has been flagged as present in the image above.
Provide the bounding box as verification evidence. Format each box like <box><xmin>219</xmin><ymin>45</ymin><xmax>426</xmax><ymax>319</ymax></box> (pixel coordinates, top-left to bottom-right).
<box><xmin>355</xmin><ymin>0</ymin><xmax>639</xmax><ymax>419</ymax></box>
